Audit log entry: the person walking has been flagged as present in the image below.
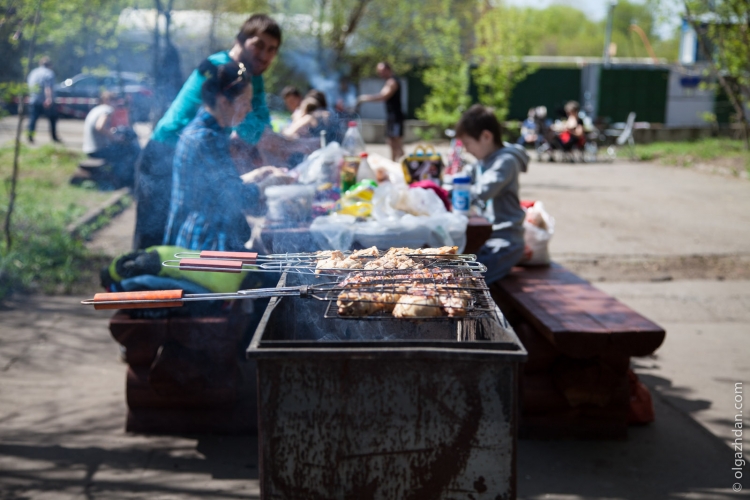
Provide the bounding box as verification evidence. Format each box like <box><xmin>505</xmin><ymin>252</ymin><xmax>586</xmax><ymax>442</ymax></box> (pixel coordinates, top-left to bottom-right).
<box><xmin>27</xmin><ymin>56</ymin><xmax>60</xmax><ymax>144</ymax></box>
<box><xmin>356</xmin><ymin>62</ymin><xmax>404</xmax><ymax>161</ymax></box>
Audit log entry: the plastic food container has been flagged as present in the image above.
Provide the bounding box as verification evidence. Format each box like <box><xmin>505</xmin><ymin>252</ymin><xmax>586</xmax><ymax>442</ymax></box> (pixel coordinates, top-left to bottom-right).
<box><xmin>451</xmin><ymin>176</ymin><xmax>471</xmax><ymax>215</ymax></box>
<box><xmin>265</xmin><ymin>185</ymin><xmax>315</xmax><ymax>224</ymax></box>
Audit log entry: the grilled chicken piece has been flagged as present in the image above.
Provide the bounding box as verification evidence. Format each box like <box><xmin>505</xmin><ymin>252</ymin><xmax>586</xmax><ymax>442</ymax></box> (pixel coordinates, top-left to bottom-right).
<box><xmin>437</xmin><ymin>287</ymin><xmax>472</xmax><ymax>317</ymax></box>
<box><xmin>392</xmin><ymin>294</ymin><xmax>443</xmax><ymax>318</ymax></box>
<box><xmin>363</xmin><ymin>254</ymin><xmax>421</xmax><ymax>271</ymax></box>
<box><xmin>416</xmin><ymin>246</ymin><xmax>458</xmax><ymax>255</ymax></box>
<box><xmin>316</xmin><ymin>253</ymin><xmax>363</xmax><ymax>273</ymax></box>
<box><xmin>350</xmin><ymin>246</ymin><xmax>380</xmax><ymax>258</ymax></box>
<box><xmin>317</xmin><ymin>250</ymin><xmax>345</xmax><ymax>259</ymax></box>
<box><xmin>337</xmin><ymin>291</ymin><xmax>397</xmax><ymax>316</ymax></box>
<box><xmin>338</xmin><ymin>257</ymin><xmax>364</xmax><ymax>269</ymax></box>
<box><xmin>384</xmin><ymin>246</ymin><xmax>458</xmax><ymax>256</ymax></box>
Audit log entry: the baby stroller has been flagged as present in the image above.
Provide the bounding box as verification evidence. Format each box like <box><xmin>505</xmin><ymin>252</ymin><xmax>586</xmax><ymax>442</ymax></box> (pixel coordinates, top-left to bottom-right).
<box><xmin>537</xmin><ymin>110</ymin><xmax>605</xmax><ymax>163</ymax></box>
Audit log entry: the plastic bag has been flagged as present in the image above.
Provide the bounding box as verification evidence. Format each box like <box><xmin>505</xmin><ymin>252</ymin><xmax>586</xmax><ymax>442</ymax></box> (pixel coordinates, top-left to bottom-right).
<box><xmin>291</xmin><ymin>141</ymin><xmax>345</xmax><ymax>185</ymax></box>
<box><xmin>367</xmin><ymin>153</ymin><xmax>406</xmax><ymax>185</ymax></box>
<box><xmin>309</xmin><ymin>214</ymin><xmax>357</xmax><ymax>250</ymax></box>
<box><xmin>627</xmin><ymin>369</ymin><xmax>655</xmax><ymax>425</ymax></box>
<box><xmin>349</xmin><ymin>213</ymin><xmax>467</xmax><ymax>252</ymax></box>
<box><xmin>310</xmin><ymin>207</ymin><xmax>468</xmax><ymax>252</ymax></box>
<box><xmin>522</xmin><ymin>201</ymin><xmax>555</xmax><ymax>265</ymax></box>
<box><xmin>372</xmin><ymin>183</ymin><xmax>447</xmax><ymax>219</ymax></box>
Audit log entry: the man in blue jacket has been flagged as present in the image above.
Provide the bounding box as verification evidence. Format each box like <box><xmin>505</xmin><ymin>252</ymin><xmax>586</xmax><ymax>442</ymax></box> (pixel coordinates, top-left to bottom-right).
<box><xmin>134</xmin><ymin>14</ymin><xmax>308</xmax><ymax>249</ymax></box>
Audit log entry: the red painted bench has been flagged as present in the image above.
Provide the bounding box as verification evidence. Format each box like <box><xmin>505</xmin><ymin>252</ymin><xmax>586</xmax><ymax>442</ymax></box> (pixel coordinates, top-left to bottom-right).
<box><xmin>109</xmin><ymin>303</ymin><xmax>256</xmax><ymax>434</ymax></box>
<box><xmin>492</xmin><ymin>263</ymin><xmax>666</xmax><ymax>439</ymax></box>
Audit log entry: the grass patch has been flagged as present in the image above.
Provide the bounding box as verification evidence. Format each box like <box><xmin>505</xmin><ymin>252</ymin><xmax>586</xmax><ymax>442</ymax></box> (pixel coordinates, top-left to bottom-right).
<box><xmin>634</xmin><ymin>138</ymin><xmax>750</xmax><ymax>175</ymax></box>
<box><xmin>0</xmin><ymin>144</ymin><xmax>115</xmax><ymax>298</ymax></box>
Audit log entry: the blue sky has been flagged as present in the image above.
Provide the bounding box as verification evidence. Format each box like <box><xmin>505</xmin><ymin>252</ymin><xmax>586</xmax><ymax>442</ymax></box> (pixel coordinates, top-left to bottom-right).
<box><xmin>505</xmin><ymin>0</ymin><xmax>617</xmax><ymax>20</ymax></box>
<box><xmin>504</xmin><ymin>0</ymin><xmax>681</xmax><ymax>39</ymax></box>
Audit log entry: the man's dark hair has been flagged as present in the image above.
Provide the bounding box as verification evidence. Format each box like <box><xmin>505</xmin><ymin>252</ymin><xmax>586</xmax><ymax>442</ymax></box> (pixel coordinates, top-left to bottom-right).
<box><xmin>281</xmin><ymin>86</ymin><xmax>301</xmax><ymax>99</ymax></box>
<box><xmin>455</xmin><ymin>104</ymin><xmax>503</xmax><ymax>147</ymax></box>
<box><xmin>236</xmin><ymin>14</ymin><xmax>282</xmax><ymax>46</ymax></box>
<box><xmin>200</xmin><ymin>62</ymin><xmax>250</xmax><ymax>108</ymax></box>
<box><xmin>39</xmin><ymin>56</ymin><xmax>51</xmax><ymax>68</ymax></box>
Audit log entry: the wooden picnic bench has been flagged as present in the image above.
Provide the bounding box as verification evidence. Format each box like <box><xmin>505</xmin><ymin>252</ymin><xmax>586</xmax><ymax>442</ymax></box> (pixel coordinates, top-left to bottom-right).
<box><xmin>492</xmin><ymin>263</ymin><xmax>666</xmax><ymax>439</ymax></box>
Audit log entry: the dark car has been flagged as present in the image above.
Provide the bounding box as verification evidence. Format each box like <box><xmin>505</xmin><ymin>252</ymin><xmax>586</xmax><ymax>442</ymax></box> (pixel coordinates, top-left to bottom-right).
<box><xmin>55</xmin><ymin>72</ymin><xmax>155</xmax><ymax>123</ymax></box>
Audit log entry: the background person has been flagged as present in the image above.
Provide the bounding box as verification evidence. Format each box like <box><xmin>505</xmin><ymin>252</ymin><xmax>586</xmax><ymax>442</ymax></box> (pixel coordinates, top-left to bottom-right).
<box><xmin>559</xmin><ymin>100</ymin><xmax>584</xmax><ymax>151</ymax></box>
<box><xmin>517</xmin><ymin>107</ymin><xmax>538</xmax><ymax>147</ymax></box>
<box><xmin>164</xmin><ymin>62</ymin><xmax>291</xmax><ymax>251</ymax></box>
<box><xmin>455</xmin><ymin>104</ymin><xmax>528</xmax><ymax>284</ymax></box>
<box><xmin>82</xmin><ymin>91</ymin><xmax>141</xmax><ymax>188</ymax></box>
<box><xmin>26</xmin><ymin>56</ymin><xmax>60</xmax><ymax>144</ymax></box>
<box><xmin>283</xmin><ymin>96</ymin><xmax>323</xmax><ymax>138</ymax></box>
<box><xmin>356</xmin><ymin>62</ymin><xmax>404</xmax><ymax>161</ymax></box>
<box><xmin>281</xmin><ymin>85</ymin><xmax>303</xmax><ymax>121</ymax></box>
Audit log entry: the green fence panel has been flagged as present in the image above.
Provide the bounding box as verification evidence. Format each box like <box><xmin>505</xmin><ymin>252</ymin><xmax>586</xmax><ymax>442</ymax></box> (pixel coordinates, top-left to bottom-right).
<box><xmin>507</xmin><ymin>68</ymin><xmax>582</xmax><ymax>120</ymax></box>
<box><xmin>598</xmin><ymin>67</ymin><xmax>669</xmax><ymax>123</ymax></box>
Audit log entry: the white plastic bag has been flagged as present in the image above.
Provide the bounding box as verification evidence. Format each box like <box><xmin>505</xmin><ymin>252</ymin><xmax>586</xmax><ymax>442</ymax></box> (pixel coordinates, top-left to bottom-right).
<box><xmin>292</xmin><ymin>141</ymin><xmax>345</xmax><ymax>185</ymax></box>
<box><xmin>522</xmin><ymin>201</ymin><xmax>555</xmax><ymax>265</ymax></box>
<box><xmin>309</xmin><ymin>214</ymin><xmax>357</xmax><ymax>250</ymax></box>
<box><xmin>372</xmin><ymin>184</ymin><xmax>447</xmax><ymax>219</ymax></box>
<box><xmin>366</xmin><ymin>153</ymin><xmax>406</xmax><ymax>185</ymax></box>
<box><xmin>349</xmin><ymin>213</ymin><xmax>467</xmax><ymax>252</ymax></box>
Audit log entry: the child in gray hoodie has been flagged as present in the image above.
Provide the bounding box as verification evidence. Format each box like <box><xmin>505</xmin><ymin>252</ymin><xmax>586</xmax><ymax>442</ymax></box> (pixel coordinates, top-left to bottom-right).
<box><xmin>455</xmin><ymin>104</ymin><xmax>529</xmax><ymax>284</ymax></box>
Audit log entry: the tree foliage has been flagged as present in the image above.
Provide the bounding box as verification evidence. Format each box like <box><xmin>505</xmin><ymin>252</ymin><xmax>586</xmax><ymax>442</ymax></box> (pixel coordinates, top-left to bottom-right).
<box><xmin>1</xmin><ymin>0</ymin><xmax>133</xmax><ymax>82</ymax></box>
<box><xmin>472</xmin><ymin>2</ymin><xmax>533</xmax><ymax>122</ymax></box>
<box><xmin>413</xmin><ymin>0</ymin><xmax>472</xmax><ymax>129</ymax></box>
<box><xmin>519</xmin><ymin>1</ymin><xmax>678</xmax><ymax>59</ymax></box>
<box><xmin>682</xmin><ymin>0</ymin><xmax>750</xmax><ymax>146</ymax></box>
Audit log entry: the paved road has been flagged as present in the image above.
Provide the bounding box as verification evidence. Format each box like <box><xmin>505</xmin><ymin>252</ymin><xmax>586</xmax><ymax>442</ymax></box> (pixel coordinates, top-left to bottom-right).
<box><xmin>522</xmin><ymin>160</ymin><xmax>750</xmax><ymax>257</ymax></box>
<box><xmin>0</xmin><ymin>115</ymin><xmax>151</xmax><ymax>150</ymax></box>
<box><xmin>1</xmin><ymin>120</ymin><xmax>749</xmax><ymax>498</ymax></box>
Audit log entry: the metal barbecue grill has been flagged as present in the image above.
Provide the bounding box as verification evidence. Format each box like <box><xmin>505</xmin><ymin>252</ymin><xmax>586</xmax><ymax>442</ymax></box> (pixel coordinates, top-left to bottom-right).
<box><xmin>247</xmin><ymin>271</ymin><xmax>527</xmax><ymax>499</ymax></box>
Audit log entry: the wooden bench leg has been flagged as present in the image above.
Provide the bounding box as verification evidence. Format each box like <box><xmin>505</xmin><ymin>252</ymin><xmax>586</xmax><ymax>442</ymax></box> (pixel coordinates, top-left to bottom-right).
<box><xmin>512</xmin><ymin>320</ymin><xmax>630</xmax><ymax>440</ymax></box>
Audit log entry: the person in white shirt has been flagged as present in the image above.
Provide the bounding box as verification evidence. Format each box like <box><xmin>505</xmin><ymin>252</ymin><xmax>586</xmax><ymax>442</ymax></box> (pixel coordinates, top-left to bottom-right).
<box><xmin>83</xmin><ymin>91</ymin><xmax>141</xmax><ymax>187</ymax></box>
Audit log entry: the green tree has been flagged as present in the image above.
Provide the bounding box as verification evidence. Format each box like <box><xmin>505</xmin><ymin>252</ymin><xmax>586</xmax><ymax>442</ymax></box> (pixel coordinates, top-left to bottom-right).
<box><xmin>414</xmin><ymin>0</ymin><xmax>473</xmax><ymax>129</ymax></box>
<box><xmin>472</xmin><ymin>2</ymin><xmax>533</xmax><ymax>121</ymax></box>
<box><xmin>517</xmin><ymin>1</ymin><xmax>678</xmax><ymax>60</ymax></box>
<box><xmin>682</xmin><ymin>0</ymin><xmax>750</xmax><ymax>146</ymax></box>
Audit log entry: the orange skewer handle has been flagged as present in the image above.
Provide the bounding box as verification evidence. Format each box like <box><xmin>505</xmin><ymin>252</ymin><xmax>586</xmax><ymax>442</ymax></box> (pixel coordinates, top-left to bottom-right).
<box><xmin>92</xmin><ymin>290</ymin><xmax>184</xmax><ymax>310</ymax></box>
<box><xmin>178</xmin><ymin>258</ymin><xmax>244</xmax><ymax>273</ymax></box>
<box><xmin>199</xmin><ymin>251</ymin><xmax>258</xmax><ymax>264</ymax></box>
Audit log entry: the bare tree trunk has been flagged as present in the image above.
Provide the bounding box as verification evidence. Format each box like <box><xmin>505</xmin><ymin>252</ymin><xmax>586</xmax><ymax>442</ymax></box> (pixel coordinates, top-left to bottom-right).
<box><xmin>208</xmin><ymin>0</ymin><xmax>221</xmax><ymax>53</ymax></box>
<box><xmin>333</xmin><ymin>0</ymin><xmax>373</xmax><ymax>59</ymax></box>
<box><xmin>4</xmin><ymin>0</ymin><xmax>42</xmax><ymax>253</ymax></box>
<box><xmin>152</xmin><ymin>0</ymin><xmax>163</xmax><ymax>123</ymax></box>
<box><xmin>317</xmin><ymin>0</ymin><xmax>327</xmax><ymax>63</ymax></box>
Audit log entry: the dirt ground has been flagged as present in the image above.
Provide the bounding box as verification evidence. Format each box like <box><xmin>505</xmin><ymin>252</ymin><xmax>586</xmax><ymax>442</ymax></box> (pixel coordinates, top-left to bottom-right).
<box><xmin>559</xmin><ymin>252</ymin><xmax>750</xmax><ymax>282</ymax></box>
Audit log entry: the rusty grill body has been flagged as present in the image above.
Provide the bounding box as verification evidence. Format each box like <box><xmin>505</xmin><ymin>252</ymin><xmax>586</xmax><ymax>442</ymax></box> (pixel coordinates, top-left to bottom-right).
<box><xmin>247</xmin><ymin>272</ymin><xmax>527</xmax><ymax>499</ymax></box>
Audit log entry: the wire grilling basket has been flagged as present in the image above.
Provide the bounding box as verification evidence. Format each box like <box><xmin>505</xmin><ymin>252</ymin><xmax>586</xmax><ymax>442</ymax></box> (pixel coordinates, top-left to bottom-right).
<box><xmin>161</xmin><ymin>248</ymin><xmax>486</xmax><ymax>275</ymax></box>
<box><xmin>82</xmin><ymin>268</ymin><xmax>494</xmax><ymax>321</ymax></box>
